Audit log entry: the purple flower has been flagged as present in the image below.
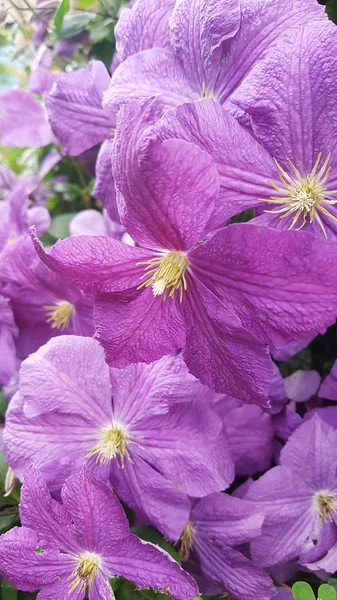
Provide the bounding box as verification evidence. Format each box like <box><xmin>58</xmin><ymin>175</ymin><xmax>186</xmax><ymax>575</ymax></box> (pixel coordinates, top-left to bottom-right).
<box><xmin>245</xmin><ymin>415</ymin><xmax>337</xmax><ymax>568</ymax></box>
<box><xmin>284</xmin><ymin>370</ymin><xmax>321</xmax><ymax>404</ymax></box>
<box><xmin>104</xmin><ymin>0</ymin><xmax>324</xmax><ymax>116</ymax></box>
<box><xmin>0</xmin><ymin>89</ymin><xmax>53</xmax><ymax>147</ymax></box>
<box><xmin>31</xmin><ymin>99</ymin><xmax>337</xmax><ymax>402</ymax></box>
<box><xmin>179</xmin><ymin>493</ymin><xmax>274</xmax><ymax>600</ymax></box>
<box><xmin>0</xmin><ymin>295</ymin><xmax>18</xmax><ymax>386</ymax></box>
<box><xmin>0</xmin><ymin>237</ymin><xmax>94</xmax><ymax>358</ymax></box>
<box><xmin>319</xmin><ymin>361</ymin><xmax>337</xmax><ymax>401</ymax></box>
<box><xmin>0</xmin><ymin>466</ymin><xmax>198</xmax><ymax>600</ymax></box>
<box><xmin>4</xmin><ymin>335</ymin><xmax>234</xmax><ymax>539</ymax></box>
<box><xmin>230</xmin><ymin>20</ymin><xmax>337</xmax><ymax>239</ymax></box>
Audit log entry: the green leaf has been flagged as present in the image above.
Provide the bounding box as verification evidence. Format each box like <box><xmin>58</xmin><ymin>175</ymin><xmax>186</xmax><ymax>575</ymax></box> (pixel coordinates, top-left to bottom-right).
<box><xmin>328</xmin><ymin>580</ymin><xmax>337</xmax><ymax>593</ymax></box>
<box><xmin>54</xmin><ymin>0</ymin><xmax>70</xmax><ymax>34</ymax></box>
<box><xmin>292</xmin><ymin>582</ymin><xmax>316</xmax><ymax>600</ymax></box>
<box><xmin>318</xmin><ymin>585</ymin><xmax>337</xmax><ymax>600</ymax></box>
<box><xmin>0</xmin><ymin>389</ymin><xmax>8</xmax><ymax>418</ymax></box>
<box><xmin>0</xmin><ymin>508</ymin><xmax>19</xmax><ymax>533</ymax></box>
<box><xmin>132</xmin><ymin>526</ymin><xmax>180</xmax><ymax>563</ymax></box>
<box><xmin>78</xmin><ymin>0</ymin><xmax>97</xmax><ymax>8</ymax></box>
<box><xmin>48</xmin><ymin>213</ymin><xmax>77</xmax><ymax>239</ymax></box>
<box><xmin>60</xmin><ymin>12</ymin><xmax>95</xmax><ymax>38</ymax></box>
<box><xmin>1</xmin><ymin>579</ymin><xmax>18</xmax><ymax>600</ymax></box>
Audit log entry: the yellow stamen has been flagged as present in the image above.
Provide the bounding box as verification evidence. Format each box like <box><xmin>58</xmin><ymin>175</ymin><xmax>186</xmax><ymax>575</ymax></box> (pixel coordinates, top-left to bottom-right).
<box><xmin>68</xmin><ymin>552</ymin><xmax>101</xmax><ymax>593</ymax></box>
<box><xmin>179</xmin><ymin>522</ymin><xmax>196</xmax><ymax>561</ymax></box>
<box><xmin>87</xmin><ymin>421</ymin><xmax>136</xmax><ymax>468</ymax></box>
<box><xmin>262</xmin><ymin>154</ymin><xmax>337</xmax><ymax>239</ymax></box>
<box><xmin>44</xmin><ymin>301</ymin><xmax>75</xmax><ymax>331</ymax></box>
<box><xmin>314</xmin><ymin>491</ymin><xmax>337</xmax><ymax>524</ymax></box>
<box><xmin>137</xmin><ymin>251</ymin><xmax>189</xmax><ymax>303</ymax></box>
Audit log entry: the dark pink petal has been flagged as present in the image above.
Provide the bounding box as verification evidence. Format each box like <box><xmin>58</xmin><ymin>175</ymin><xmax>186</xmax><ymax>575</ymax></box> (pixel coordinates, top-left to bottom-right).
<box><xmin>104</xmin><ymin>48</ymin><xmax>194</xmax><ymax>117</ymax></box>
<box><xmin>280</xmin><ymin>415</ymin><xmax>337</xmax><ymax>490</ymax></box>
<box><xmin>61</xmin><ymin>468</ymin><xmax>131</xmax><ymax>554</ymax></box>
<box><xmin>155</xmin><ymin>99</ymin><xmax>277</xmax><ymax>228</ymax></box>
<box><xmin>190</xmin><ymin>224</ymin><xmax>337</xmax><ymax>347</ymax></box>
<box><xmin>0</xmin><ymin>89</ymin><xmax>53</xmax><ymax>147</ymax></box>
<box><xmin>170</xmin><ymin>0</ymin><xmax>240</xmax><ymax>93</ymax></box>
<box><xmin>182</xmin><ymin>277</ymin><xmax>272</xmax><ymax>405</ymax></box>
<box><xmin>0</xmin><ymin>527</ymin><xmax>73</xmax><ymax>592</ymax></box>
<box><xmin>110</xmin><ymin>454</ymin><xmax>190</xmax><ymax>540</ymax></box>
<box><xmin>45</xmin><ymin>61</ymin><xmax>112</xmax><ymax>155</ymax></box>
<box><xmin>115</xmin><ymin>0</ymin><xmax>174</xmax><ymax>61</ymax></box>
<box><xmin>104</xmin><ymin>534</ymin><xmax>199</xmax><ymax>600</ymax></box>
<box><xmin>319</xmin><ymin>361</ymin><xmax>337</xmax><ymax>401</ymax></box>
<box><xmin>94</xmin><ymin>287</ymin><xmax>185</xmax><ymax>367</ymax></box>
<box><xmin>30</xmin><ymin>230</ymin><xmax>152</xmax><ymax>293</ymax></box>
<box><xmin>112</xmin><ymin>98</ymin><xmax>219</xmax><ymax>250</ymax></box>
<box><xmin>138</xmin><ymin>402</ymin><xmax>234</xmax><ymax>495</ymax></box>
<box><xmin>217</xmin><ymin>0</ymin><xmax>325</xmax><ymax>104</ymax></box>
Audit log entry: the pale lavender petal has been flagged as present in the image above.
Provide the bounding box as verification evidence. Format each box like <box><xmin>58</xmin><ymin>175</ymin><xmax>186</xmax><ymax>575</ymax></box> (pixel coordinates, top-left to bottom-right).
<box><xmin>0</xmin><ymin>526</ymin><xmax>73</xmax><ymax>592</ymax></box>
<box><xmin>27</xmin><ymin>206</ymin><xmax>51</xmax><ymax>237</ymax></box>
<box><xmin>112</xmin><ymin>98</ymin><xmax>219</xmax><ymax>250</ymax></box>
<box><xmin>190</xmin><ymin>224</ymin><xmax>337</xmax><ymax>347</ymax></box>
<box><xmin>115</xmin><ymin>0</ymin><xmax>174</xmax><ymax>60</ymax></box>
<box><xmin>319</xmin><ymin>361</ymin><xmax>337</xmax><ymax>401</ymax></box>
<box><xmin>46</xmin><ymin>61</ymin><xmax>112</xmax><ymax>155</ymax></box>
<box><xmin>280</xmin><ymin>415</ymin><xmax>337</xmax><ymax>490</ymax></box>
<box><xmin>182</xmin><ymin>276</ymin><xmax>273</xmax><ymax>405</ymax></box>
<box><xmin>284</xmin><ymin>370</ymin><xmax>320</xmax><ymax>403</ymax></box>
<box><xmin>70</xmin><ymin>210</ymin><xmax>107</xmax><ymax>237</ymax></box>
<box><xmin>110</xmin><ymin>454</ymin><xmax>190</xmax><ymax>540</ymax></box>
<box><xmin>105</xmin><ymin>535</ymin><xmax>198</xmax><ymax>600</ymax></box>
<box><xmin>170</xmin><ymin>0</ymin><xmax>240</xmax><ymax>93</ymax></box>
<box><xmin>0</xmin><ymin>89</ymin><xmax>53</xmax><ymax>147</ymax></box>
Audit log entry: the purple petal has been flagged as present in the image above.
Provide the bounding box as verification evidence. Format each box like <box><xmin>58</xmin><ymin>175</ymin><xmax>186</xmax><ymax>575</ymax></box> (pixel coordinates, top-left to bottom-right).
<box><xmin>170</xmin><ymin>0</ymin><xmax>240</xmax><ymax>93</ymax></box>
<box><xmin>110</xmin><ymin>454</ymin><xmax>190</xmax><ymax>540</ymax></box>
<box><xmin>0</xmin><ymin>296</ymin><xmax>18</xmax><ymax>386</ymax></box>
<box><xmin>112</xmin><ymin>99</ymin><xmax>219</xmax><ymax>250</ymax></box>
<box><xmin>30</xmin><ymin>230</ymin><xmax>152</xmax><ymax>293</ymax></box>
<box><xmin>268</xmin><ymin>363</ymin><xmax>287</xmax><ymax>415</ymax></box>
<box><xmin>0</xmin><ymin>526</ymin><xmax>73</xmax><ymax>592</ymax></box>
<box><xmin>45</xmin><ymin>61</ymin><xmax>112</xmax><ymax>155</ymax></box>
<box><xmin>190</xmin><ymin>223</ymin><xmax>337</xmax><ymax>347</ymax></box>
<box><xmin>94</xmin><ymin>287</ymin><xmax>186</xmax><ymax>367</ymax></box>
<box><xmin>115</xmin><ymin>0</ymin><xmax>174</xmax><ymax>61</ymax></box>
<box><xmin>305</xmin><ymin>407</ymin><xmax>337</xmax><ymax>429</ymax></box>
<box><xmin>271</xmin><ymin>337</ymin><xmax>313</xmax><ymax>362</ymax></box>
<box><xmin>280</xmin><ymin>415</ymin><xmax>337</xmax><ymax>490</ymax></box>
<box><xmin>89</xmin><ymin>572</ymin><xmax>114</xmax><ymax>600</ymax></box>
<box><xmin>92</xmin><ymin>140</ymin><xmax>119</xmax><ymax>222</ymax></box>
<box><xmin>284</xmin><ymin>370</ymin><xmax>320</xmax><ymax>403</ymax></box>
<box><xmin>61</xmin><ymin>468</ymin><xmax>131</xmax><ymax>554</ymax></box>
<box><xmin>104</xmin><ymin>48</ymin><xmax>193</xmax><ymax>116</ymax></box>
<box><xmin>37</xmin><ymin>579</ymin><xmax>85</xmax><ymax>600</ymax></box>
<box><xmin>182</xmin><ymin>276</ymin><xmax>273</xmax><ymax>405</ymax></box>
<box><xmin>272</xmin><ymin>407</ymin><xmax>302</xmax><ymax>443</ymax></box>
<box><xmin>155</xmin><ymin>99</ymin><xmax>277</xmax><ymax>228</ymax></box>
<box><xmin>70</xmin><ymin>210</ymin><xmax>108</xmax><ymax>237</ymax></box>
<box><xmin>319</xmin><ymin>361</ymin><xmax>337</xmax><ymax>401</ymax></box>
<box><xmin>104</xmin><ymin>534</ymin><xmax>199</xmax><ymax>600</ymax></box>
<box><xmin>0</xmin><ymin>89</ymin><xmax>53</xmax><ymax>147</ymax></box>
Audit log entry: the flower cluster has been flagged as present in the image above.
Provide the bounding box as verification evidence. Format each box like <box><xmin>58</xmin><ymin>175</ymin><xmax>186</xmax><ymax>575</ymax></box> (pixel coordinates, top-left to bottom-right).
<box><xmin>2</xmin><ymin>0</ymin><xmax>337</xmax><ymax>599</ymax></box>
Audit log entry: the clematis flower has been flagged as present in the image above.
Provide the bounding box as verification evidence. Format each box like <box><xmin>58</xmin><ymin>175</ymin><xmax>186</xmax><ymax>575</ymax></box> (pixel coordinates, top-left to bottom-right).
<box><xmin>4</xmin><ymin>335</ymin><xmax>234</xmax><ymax>539</ymax></box>
<box><xmin>245</xmin><ymin>415</ymin><xmax>337</xmax><ymax>568</ymax></box>
<box><xmin>319</xmin><ymin>361</ymin><xmax>337</xmax><ymax>401</ymax></box>
<box><xmin>178</xmin><ymin>493</ymin><xmax>275</xmax><ymax>600</ymax></box>
<box><xmin>230</xmin><ymin>20</ymin><xmax>337</xmax><ymax>239</ymax></box>
<box><xmin>104</xmin><ymin>0</ymin><xmax>324</xmax><ymax>117</ymax></box>
<box><xmin>31</xmin><ymin>99</ymin><xmax>337</xmax><ymax>402</ymax></box>
<box><xmin>0</xmin><ymin>237</ymin><xmax>94</xmax><ymax>358</ymax></box>
<box><xmin>0</xmin><ymin>466</ymin><xmax>199</xmax><ymax>600</ymax></box>
<box><xmin>0</xmin><ymin>88</ymin><xmax>53</xmax><ymax>147</ymax></box>
<box><xmin>0</xmin><ymin>295</ymin><xmax>18</xmax><ymax>386</ymax></box>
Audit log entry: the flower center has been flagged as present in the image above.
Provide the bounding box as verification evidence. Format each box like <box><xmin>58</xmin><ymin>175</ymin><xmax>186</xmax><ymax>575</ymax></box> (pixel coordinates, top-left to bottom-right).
<box><xmin>262</xmin><ymin>153</ymin><xmax>337</xmax><ymax>238</ymax></box>
<box><xmin>137</xmin><ymin>251</ymin><xmax>189</xmax><ymax>302</ymax></box>
<box><xmin>87</xmin><ymin>421</ymin><xmax>133</xmax><ymax>467</ymax></box>
<box><xmin>179</xmin><ymin>522</ymin><xmax>195</xmax><ymax>561</ymax></box>
<box><xmin>68</xmin><ymin>552</ymin><xmax>101</xmax><ymax>594</ymax></box>
<box><xmin>44</xmin><ymin>301</ymin><xmax>75</xmax><ymax>331</ymax></box>
<box><xmin>314</xmin><ymin>490</ymin><xmax>337</xmax><ymax>524</ymax></box>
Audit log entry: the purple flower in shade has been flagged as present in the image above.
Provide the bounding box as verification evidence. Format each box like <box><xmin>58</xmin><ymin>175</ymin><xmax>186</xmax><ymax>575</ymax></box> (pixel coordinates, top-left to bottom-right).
<box><xmin>29</xmin><ymin>47</ymin><xmax>59</xmax><ymax>95</ymax></box>
<box><xmin>229</xmin><ymin>20</ymin><xmax>337</xmax><ymax>240</ymax></box>
<box><xmin>0</xmin><ymin>237</ymin><xmax>94</xmax><ymax>358</ymax></box>
<box><xmin>4</xmin><ymin>335</ymin><xmax>234</xmax><ymax>539</ymax></box>
<box><xmin>31</xmin><ymin>99</ymin><xmax>337</xmax><ymax>402</ymax></box>
<box><xmin>245</xmin><ymin>415</ymin><xmax>337</xmax><ymax>568</ymax></box>
<box><xmin>104</xmin><ymin>0</ymin><xmax>324</xmax><ymax>117</ymax></box>
<box><xmin>0</xmin><ymin>295</ymin><xmax>18</xmax><ymax>386</ymax></box>
<box><xmin>319</xmin><ymin>361</ymin><xmax>337</xmax><ymax>401</ymax></box>
<box><xmin>0</xmin><ymin>466</ymin><xmax>198</xmax><ymax>600</ymax></box>
<box><xmin>178</xmin><ymin>493</ymin><xmax>274</xmax><ymax>600</ymax></box>
<box><xmin>271</xmin><ymin>337</ymin><xmax>314</xmax><ymax>362</ymax></box>
<box><xmin>0</xmin><ymin>89</ymin><xmax>53</xmax><ymax>147</ymax></box>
